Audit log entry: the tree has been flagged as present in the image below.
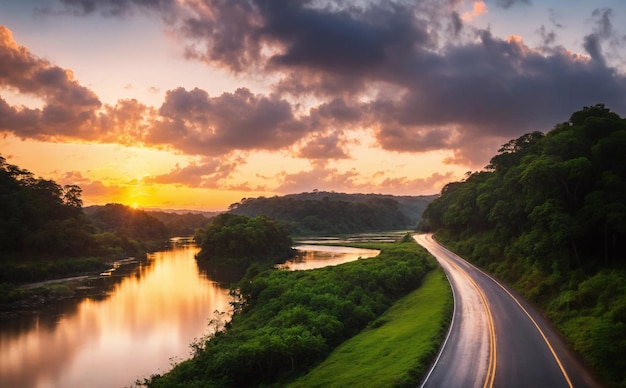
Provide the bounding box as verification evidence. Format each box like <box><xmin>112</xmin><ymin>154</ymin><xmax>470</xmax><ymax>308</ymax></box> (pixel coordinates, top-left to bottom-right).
<box><xmin>63</xmin><ymin>185</ymin><xmax>83</xmax><ymax>209</ymax></box>
<box><xmin>196</xmin><ymin>213</ymin><xmax>295</xmax><ymax>269</ymax></box>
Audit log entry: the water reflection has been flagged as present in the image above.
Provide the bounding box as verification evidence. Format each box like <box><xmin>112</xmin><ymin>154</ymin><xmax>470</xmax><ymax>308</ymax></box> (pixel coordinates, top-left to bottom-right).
<box><xmin>278</xmin><ymin>245</ymin><xmax>380</xmax><ymax>270</ymax></box>
<box><xmin>196</xmin><ymin>261</ymin><xmax>248</xmax><ymax>286</ymax></box>
<box><xmin>0</xmin><ymin>241</ymin><xmax>380</xmax><ymax>388</ymax></box>
<box><xmin>0</xmin><ymin>241</ymin><xmax>231</xmax><ymax>388</ymax></box>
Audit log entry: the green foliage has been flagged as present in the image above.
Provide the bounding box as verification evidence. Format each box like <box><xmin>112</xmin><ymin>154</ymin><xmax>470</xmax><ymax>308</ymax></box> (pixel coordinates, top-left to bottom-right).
<box><xmin>228</xmin><ymin>191</ymin><xmax>436</xmax><ymax>235</ymax></box>
<box><xmin>0</xmin><ymin>256</ymin><xmax>109</xmax><ymax>284</ymax></box>
<box><xmin>195</xmin><ymin>213</ymin><xmax>295</xmax><ymax>269</ymax></box>
<box><xmin>420</xmin><ymin>104</ymin><xmax>626</xmax><ymax>386</ymax></box>
<box><xmin>88</xmin><ymin>204</ymin><xmax>168</xmax><ymax>241</ymax></box>
<box><xmin>0</xmin><ymin>283</ymin><xmax>26</xmax><ymax>305</ymax></box>
<box><xmin>87</xmin><ymin>204</ymin><xmax>169</xmax><ymax>254</ymax></box>
<box><xmin>142</xmin><ymin>241</ymin><xmax>435</xmax><ymax>387</ymax></box>
<box><xmin>0</xmin><ymin>155</ymin><xmax>92</xmax><ymax>256</ymax></box>
<box><xmin>290</xmin><ymin>269</ymin><xmax>452</xmax><ymax>388</ymax></box>
<box><xmin>148</xmin><ymin>211</ymin><xmax>213</xmax><ymax>236</ymax></box>
<box><xmin>0</xmin><ymin>157</ymin><xmax>172</xmax><ymax>289</ymax></box>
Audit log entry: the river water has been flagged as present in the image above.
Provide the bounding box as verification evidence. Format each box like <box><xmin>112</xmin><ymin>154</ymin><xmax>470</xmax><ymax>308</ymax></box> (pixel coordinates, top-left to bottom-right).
<box><xmin>0</xmin><ymin>239</ymin><xmax>378</xmax><ymax>388</ymax></box>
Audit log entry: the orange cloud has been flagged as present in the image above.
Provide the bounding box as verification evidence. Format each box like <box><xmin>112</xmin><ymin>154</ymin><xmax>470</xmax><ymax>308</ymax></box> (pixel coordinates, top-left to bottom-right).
<box><xmin>461</xmin><ymin>1</ymin><xmax>488</xmax><ymax>21</ymax></box>
<box><xmin>0</xmin><ymin>26</ymin><xmax>102</xmax><ymax>140</ymax></box>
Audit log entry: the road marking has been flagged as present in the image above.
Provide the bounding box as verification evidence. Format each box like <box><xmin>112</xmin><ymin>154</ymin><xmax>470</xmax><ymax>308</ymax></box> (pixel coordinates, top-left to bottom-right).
<box><xmin>446</xmin><ymin>258</ymin><xmax>497</xmax><ymax>388</ymax></box>
<box><xmin>480</xmin><ymin>271</ymin><xmax>574</xmax><ymax>388</ymax></box>
<box><xmin>420</xmin><ymin>235</ymin><xmax>496</xmax><ymax>388</ymax></box>
<box><xmin>424</xmin><ymin>234</ymin><xmax>573</xmax><ymax>388</ymax></box>
<box><xmin>418</xmin><ymin>261</ymin><xmax>457</xmax><ymax>388</ymax></box>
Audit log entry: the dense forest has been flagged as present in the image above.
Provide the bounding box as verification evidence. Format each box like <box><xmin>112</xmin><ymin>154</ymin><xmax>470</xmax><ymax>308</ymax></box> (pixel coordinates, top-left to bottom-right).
<box><xmin>420</xmin><ymin>104</ymin><xmax>626</xmax><ymax>386</ymax></box>
<box><xmin>143</xmin><ymin>240</ymin><xmax>436</xmax><ymax>387</ymax></box>
<box><xmin>1</xmin><ymin>155</ymin><xmax>94</xmax><ymax>258</ymax></box>
<box><xmin>195</xmin><ymin>213</ymin><xmax>295</xmax><ymax>271</ymax></box>
<box><xmin>228</xmin><ymin>191</ymin><xmax>435</xmax><ymax>235</ymax></box>
<box><xmin>0</xmin><ymin>156</ymin><xmax>211</xmax><ymax>286</ymax></box>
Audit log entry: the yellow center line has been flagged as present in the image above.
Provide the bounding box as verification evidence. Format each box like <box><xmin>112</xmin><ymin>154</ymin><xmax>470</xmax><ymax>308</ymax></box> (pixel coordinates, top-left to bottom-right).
<box><xmin>480</xmin><ymin>271</ymin><xmax>574</xmax><ymax>388</ymax></box>
<box><xmin>446</xmin><ymin>258</ymin><xmax>497</xmax><ymax>388</ymax></box>
<box><xmin>425</xmin><ymin>236</ymin><xmax>497</xmax><ymax>388</ymax></box>
<box><xmin>424</xmin><ymin>234</ymin><xmax>573</xmax><ymax>388</ymax></box>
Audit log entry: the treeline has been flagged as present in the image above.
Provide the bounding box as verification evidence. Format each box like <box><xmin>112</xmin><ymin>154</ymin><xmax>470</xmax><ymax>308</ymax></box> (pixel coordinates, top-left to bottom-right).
<box><xmin>142</xmin><ymin>240</ymin><xmax>436</xmax><ymax>387</ymax></box>
<box><xmin>0</xmin><ymin>155</ymin><xmax>92</xmax><ymax>258</ymax></box>
<box><xmin>228</xmin><ymin>191</ymin><xmax>435</xmax><ymax>235</ymax></box>
<box><xmin>148</xmin><ymin>210</ymin><xmax>214</xmax><ymax>236</ymax></box>
<box><xmin>84</xmin><ymin>206</ymin><xmax>212</xmax><ymax>245</ymax></box>
<box><xmin>0</xmin><ymin>156</ymin><xmax>210</xmax><ymax>284</ymax></box>
<box><xmin>420</xmin><ymin>104</ymin><xmax>626</xmax><ymax>386</ymax></box>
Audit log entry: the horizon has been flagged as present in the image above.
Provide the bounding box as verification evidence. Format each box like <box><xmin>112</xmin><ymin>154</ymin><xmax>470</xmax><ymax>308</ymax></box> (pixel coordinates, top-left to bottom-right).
<box><xmin>2</xmin><ymin>1</ymin><xmax>625</xmax><ymax>210</ymax></box>
<box><xmin>82</xmin><ymin>190</ymin><xmax>440</xmax><ymax>213</ymax></box>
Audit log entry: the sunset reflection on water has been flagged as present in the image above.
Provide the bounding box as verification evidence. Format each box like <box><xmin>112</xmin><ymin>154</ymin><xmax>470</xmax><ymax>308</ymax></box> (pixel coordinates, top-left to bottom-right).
<box><xmin>278</xmin><ymin>245</ymin><xmax>380</xmax><ymax>271</ymax></box>
<box><xmin>0</xmin><ymin>242</ymin><xmax>231</xmax><ymax>388</ymax></box>
<box><xmin>0</xmin><ymin>241</ymin><xmax>380</xmax><ymax>387</ymax></box>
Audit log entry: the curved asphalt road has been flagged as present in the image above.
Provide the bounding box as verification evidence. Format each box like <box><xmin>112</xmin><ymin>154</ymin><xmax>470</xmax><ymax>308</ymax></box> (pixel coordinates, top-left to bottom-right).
<box><xmin>415</xmin><ymin>234</ymin><xmax>600</xmax><ymax>388</ymax></box>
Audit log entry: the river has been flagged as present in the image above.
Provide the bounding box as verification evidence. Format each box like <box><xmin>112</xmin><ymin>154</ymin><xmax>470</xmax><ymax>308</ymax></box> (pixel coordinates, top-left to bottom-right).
<box><xmin>0</xmin><ymin>239</ymin><xmax>379</xmax><ymax>388</ymax></box>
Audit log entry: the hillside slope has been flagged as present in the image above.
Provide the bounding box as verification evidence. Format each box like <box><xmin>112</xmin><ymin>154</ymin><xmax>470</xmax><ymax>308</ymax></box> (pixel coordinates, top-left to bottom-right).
<box><xmin>229</xmin><ymin>191</ymin><xmax>436</xmax><ymax>235</ymax></box>
<box><xmin>420</xmin><ymin>104</ymin><xmax>626</xmax><ymax>387</ymax></box>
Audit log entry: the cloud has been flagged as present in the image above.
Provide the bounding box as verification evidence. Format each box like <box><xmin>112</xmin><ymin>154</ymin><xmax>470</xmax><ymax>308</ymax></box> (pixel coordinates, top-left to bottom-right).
<box><xmin>296</xmin><ymin>132</ymin><xmax>350</xmax><ymax>159</ymax></box>
<box><xmin>461</xmin><ymin>1</ymin><xmax>488</xmax><ymax>22</ymax></box>
<box><xmin>90</xmin><ymin>99</ymin><xmax>153</xmax><ymax>145</ymax></box>
<box><xmin>274</xmin><ymin>161</ymin><xmax>455</xmax><ymax>195</ymax></box>
<box><xmin>178</xmin><ymin>0</ymin><xmax>432</xmax><ymax>76</ymax></box>
<box><xmin>264</xmin><ymin>2</ymin><xmax>427</xmax><ymax>74</ymax></box>
<box><xmin>583</xmin><ymin>8</ymin><xmax>626</xmax><ymax>66</ymax></box>
<box><xmin>62</xmin><ymin>0</ymin><xmax>433</xmax><ymax>92</ymax></box>
<box><xmin>450</xmin><ymin>11</ymin><xmax>463</xmax><ymax>36</ymax></box>
<box><xmin>0</xmin><ymin>28</ymin><xmax>311</xmax><ymax>156</ymax></box>
<box><xmin>57</xmin><ymin>170</ymin><xmax>123</xmax><ymax>202</ymax></box>
<box><xmin>52</xmin><ymin>0</ymin><xmax>176</xmax><ymax>17</ymax></box>
<box><xmin>374</xmin><ymin>124</ymin><xmax>454</xmax><ymax>153</ymax></box>
<box><xmin>0</xmin><ymin>26</ymin><xmax>101</xmax><ymax>140</ymax></box>
<box><xmin>4</xmin><ymin>0</ymin><xmax>626</xmax><ymax>171</ymax></box>
<box><xmin>146</xmin><ymin>1</ymin><xmax>625</xmax><ymax>159</ymax></box>
<box><xmin>375</xmin><ymin>171</ymin><xmax>457</xmax><ymax>195</ymax></box>
<box><xmin>274</xmin><ymin>161</ymin><xmax>360</xmax><ymax>194</ymax></box>
<box><xmin>548</xmin><ymin>8</ymin><xmax>564</xmax><ymax>29</ymax></box>
<box><xmin>367</xmin><ymin>29</ymin><xmax>626</xmax><ymax>157</ymax></box>
<box><xmin>148</xmin><ymin>87</ymin><xmax>308</xmax><ymax>155</ymax></box>
<box><xmin>146</xmin><ymin>157</ymin><xmax>241</xmax><ymax>188</ymax></box>
<box><xmin>537</xmin><ymin>25</ymin><xmax>557</xmax><ymax>48</ymax></box>
<box><xmin>495</xmin><ymin>0</ymin><xmax>530</xmax><ymax>9</ymax></box>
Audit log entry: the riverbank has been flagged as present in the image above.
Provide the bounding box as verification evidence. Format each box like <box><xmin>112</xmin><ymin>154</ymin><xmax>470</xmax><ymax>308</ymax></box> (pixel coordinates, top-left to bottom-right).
<box><xmin>0</xmin><ymin>256</ymin><xmax>145</xmax><ymax>314</ymax></box>
<box><xmin>142</xmin><ymin>240</ymin><xmax>443</xmax><ymax>387</ymax></box>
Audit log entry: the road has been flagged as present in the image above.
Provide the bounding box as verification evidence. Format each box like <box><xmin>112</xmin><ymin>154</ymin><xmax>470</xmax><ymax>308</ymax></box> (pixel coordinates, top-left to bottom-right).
<box><xmin>415</xmin><ymin>234</ymin><xmax>600</xmax><ymax>388</ymax></box>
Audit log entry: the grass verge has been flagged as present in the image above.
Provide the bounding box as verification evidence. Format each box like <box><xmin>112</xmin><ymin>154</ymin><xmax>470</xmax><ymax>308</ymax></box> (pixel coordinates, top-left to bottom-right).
<box><xmin>289</xmin><ymin>267</ymin><xmax>452</xmax><ymax>388</ymax></box>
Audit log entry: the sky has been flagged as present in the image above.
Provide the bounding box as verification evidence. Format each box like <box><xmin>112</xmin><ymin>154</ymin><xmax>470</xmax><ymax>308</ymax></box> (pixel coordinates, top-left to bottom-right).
<box><xmin>1</xmin><ymin>0</ymin><xmax>625</xmax><ymax>211</ymax></box>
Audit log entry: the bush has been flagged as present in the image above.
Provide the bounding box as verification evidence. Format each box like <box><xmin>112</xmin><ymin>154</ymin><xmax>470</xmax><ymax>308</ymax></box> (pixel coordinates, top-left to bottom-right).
<box><xmin>143</xmin><ymin>241</ymin><xmax>435</xmax><ymax>387</ymax></box>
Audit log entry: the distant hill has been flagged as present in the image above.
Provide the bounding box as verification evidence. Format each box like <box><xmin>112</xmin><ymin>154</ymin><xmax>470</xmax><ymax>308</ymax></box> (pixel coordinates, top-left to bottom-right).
<box><xmin>228</xmin><ymin>191</ymin><xmax>437</xmax><ymax>235</ymax></box>
<box><xmin>84</xmin><ymin>206</ymin><xmax>215</xmax><ymax>237</ymax></box>
<box><xmin>148</xmin><ymin>211</ymin><xmax>214</xmax><ymax>236</ymax></box>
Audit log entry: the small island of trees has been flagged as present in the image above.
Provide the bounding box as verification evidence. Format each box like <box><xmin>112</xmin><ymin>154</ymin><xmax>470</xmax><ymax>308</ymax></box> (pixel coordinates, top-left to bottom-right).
<box><xmin>195</xmin><ymin>213</ymin><xmax>295</xmax><ymax>270</ymax></box>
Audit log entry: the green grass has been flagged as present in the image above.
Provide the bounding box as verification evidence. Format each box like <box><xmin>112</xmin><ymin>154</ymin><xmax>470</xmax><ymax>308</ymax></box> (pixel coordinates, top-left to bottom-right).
<box><xmin>289</xmin><ymin>268</ymin><xmax>452</xmax><ymax>388</ymax></box>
